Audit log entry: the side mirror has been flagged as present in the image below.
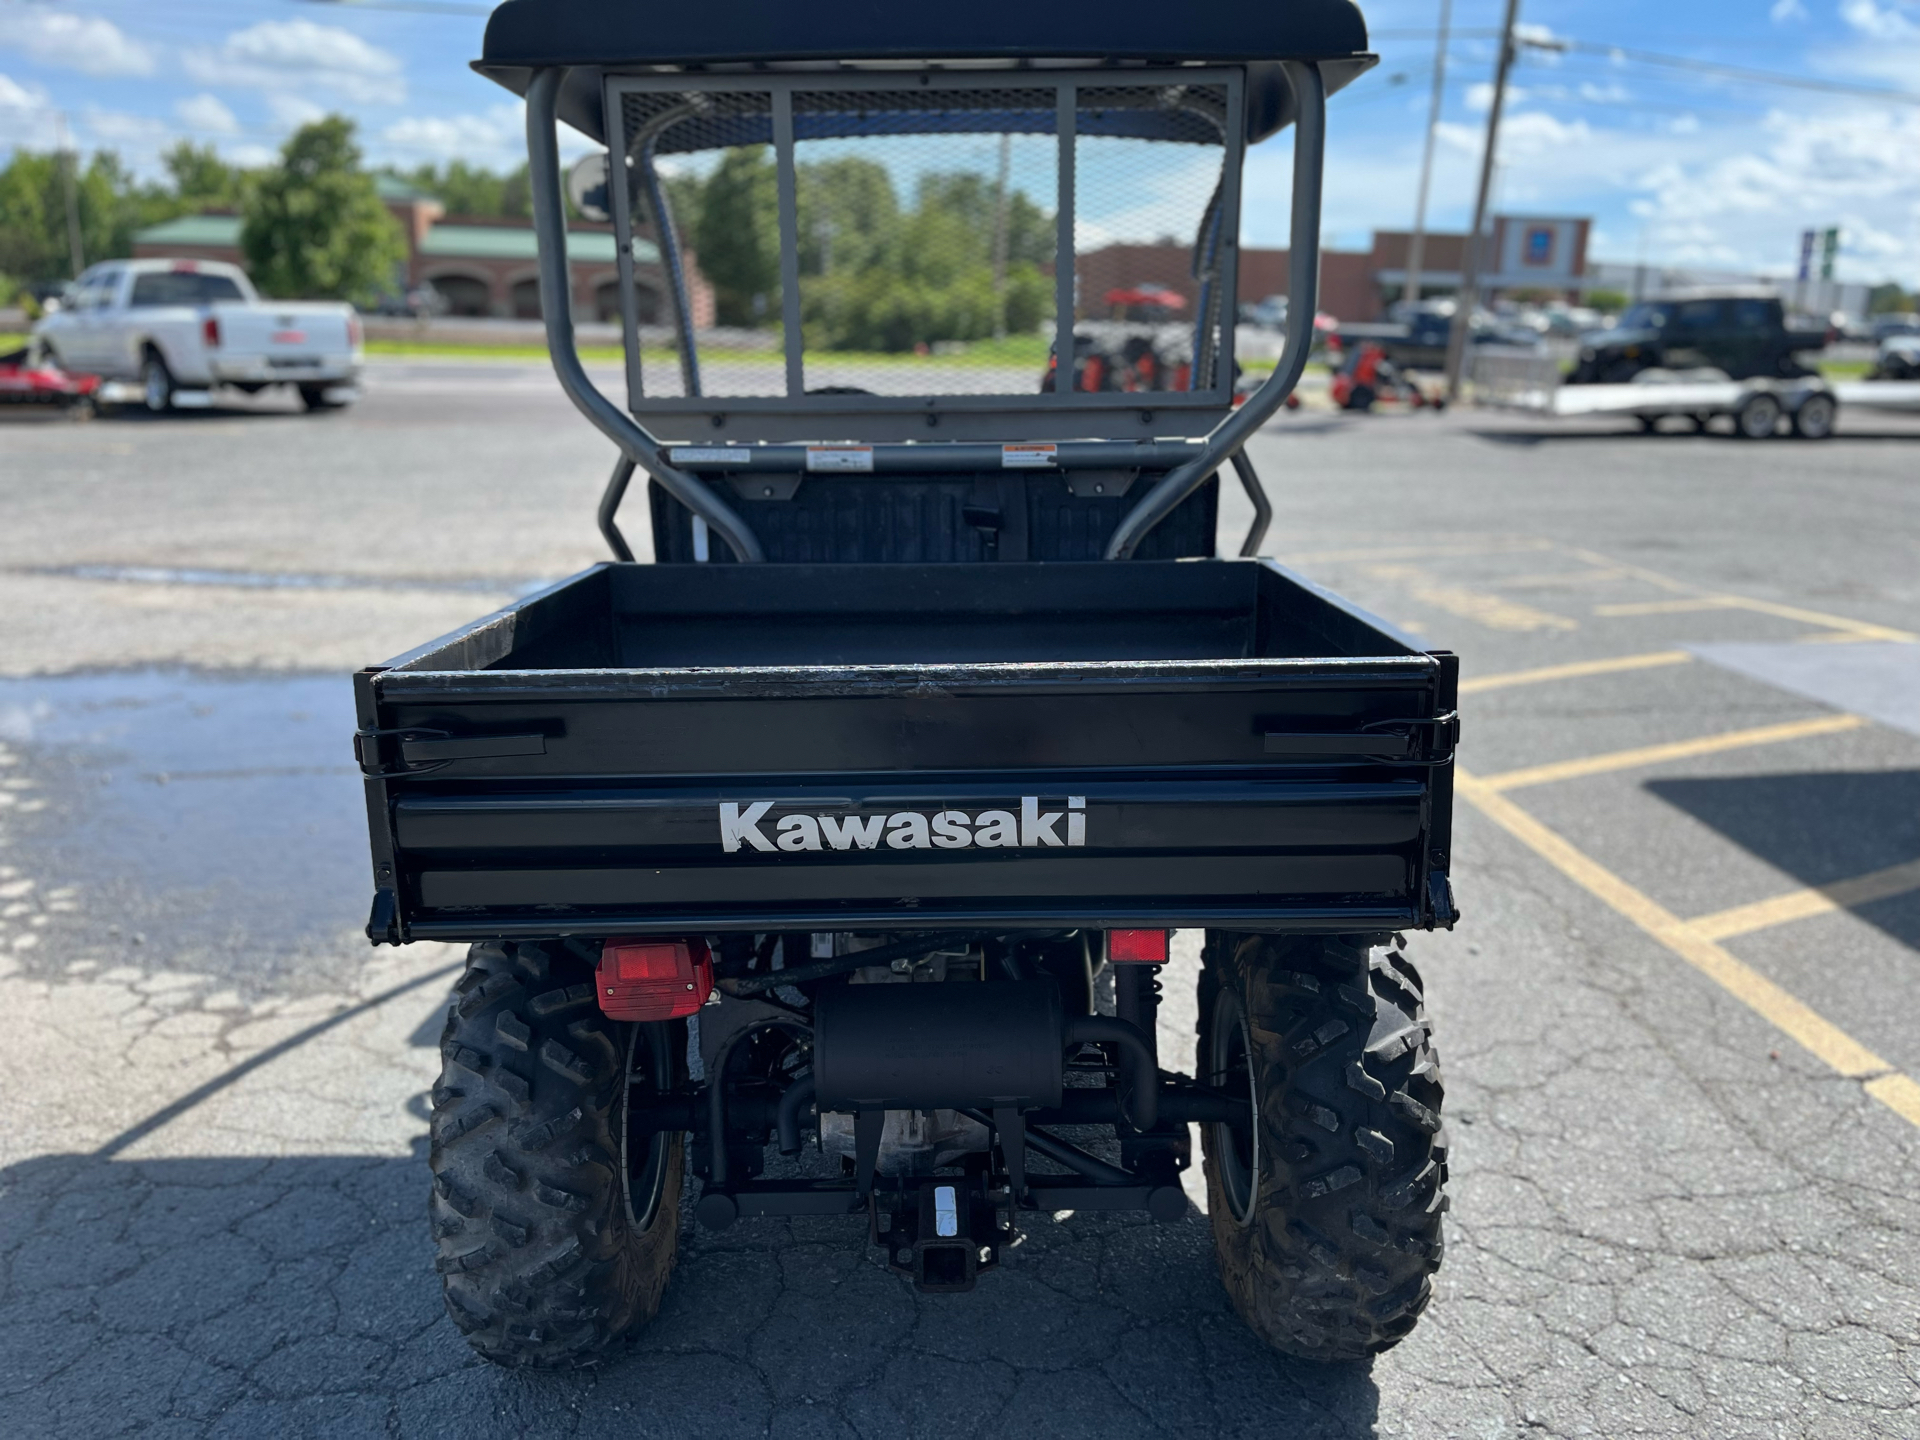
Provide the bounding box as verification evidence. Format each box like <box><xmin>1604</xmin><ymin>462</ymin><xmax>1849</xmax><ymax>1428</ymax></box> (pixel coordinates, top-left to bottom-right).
<box><xmin>567</xmin><ymin>152</ymin><xmax>611</xmax><ymax>224</ymax></box>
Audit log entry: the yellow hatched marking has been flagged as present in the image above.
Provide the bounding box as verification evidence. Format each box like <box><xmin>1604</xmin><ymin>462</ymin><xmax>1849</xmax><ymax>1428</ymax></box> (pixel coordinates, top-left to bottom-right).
<box><xmin>1280</xmin><ymin>539</ymin><xmax>1555</xmax><ymax>566</ymax></box>
<box><xmin>1568</xmin><ymin>547</ymin><xmax>1918</xmax><ymax>642</ymax></box>
<box><xmin>1456</xmin><ymin>770</ymin><xmax>1918</xmax><ymax>1126</ymax></box>
<box><xmin>1459</xmin><ymin>650</ymin><xmax>1693</xmax><ymax>696</ymax></box>
<box><xmin>1594</xmin><ymin>598</ymin><xmax>1735</xmax><ymax>617</ymax></box>
<box><xmin>1713</xmin><ymin>596</ymin><xmax>1917</xmax><ymax>644</ymax></box>
<box><xmin>1475</xmin><ymin>713</ymin><xmax>1867</xmax><ymax>793</ymax></box>
<box><xmin>1685</xmin><ymin>858</ymin><xmax>1920</xmax><ymax>942</ymax></box>
<box><xmin>1364</xmin><ymin>564</ymin><xmax>1579</xmax><ymax>633</ymax></box>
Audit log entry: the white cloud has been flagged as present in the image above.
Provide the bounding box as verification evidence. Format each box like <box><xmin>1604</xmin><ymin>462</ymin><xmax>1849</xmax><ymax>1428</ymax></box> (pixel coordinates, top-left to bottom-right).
<box><xmin>0</xmin><ymin>9</ymin><xmax>153</xmax><ymax>78</ymax></box>
<box><xmin>85</xmin><ymin>107</ymin><xmax>167</xmax><ymax>147</ymax></box>
<box><xmin>1465</xmin><ymin>82</ymin><xmax>1528</xmax><ymax>114</ymax></box>
<box><xmin>1770</xmin><ymin>0</ymin><xmax>1808</xmax><ymax>20</ymax></box>
<box><xmin>0</xmin><ymin>69</ymin><xmax>38</xmax><ymax>111</ymax></box>
<box><xmin>185</xmin><ymin>20</ymin><xmax>404</xmax><ymax>105</ymax></box>
<box><xmin>267</xmin><ymin>94</ymin><xmax>327</xmax><ymax>130</ymax></box>
<box><xmin>1839</xmin><ymin>0</ymin><xmax>1918</xmax><ymax>39</ymax></box>
<box><xmin>0</xmin><ymin>69</ymin><xmax>55</xmax><ymax>148</ymax></box>
<box><xmin>175</xmin><ymin>93</ymin><xmax>239</xmax><ymax>136</ymax></box>
<box><xmin>378</xmin><ymin>101</ymin><xmax>592</xmax><ymax>168</ymax></box>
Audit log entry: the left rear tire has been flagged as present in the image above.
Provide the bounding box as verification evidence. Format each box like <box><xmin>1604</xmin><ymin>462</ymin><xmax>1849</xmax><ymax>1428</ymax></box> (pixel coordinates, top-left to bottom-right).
<box><xmin>429</xmin><ymin>939</ymin><xmax>683</xmax><ymax>1369</ymax></box>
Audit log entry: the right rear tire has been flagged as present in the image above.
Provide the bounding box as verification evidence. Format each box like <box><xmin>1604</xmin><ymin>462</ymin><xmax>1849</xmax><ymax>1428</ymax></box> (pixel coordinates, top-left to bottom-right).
<box><xmin>1198</xmin><ymin>933</ymin><xmax>1447</xmax><ymax>1361</ymax></box>
<box><xmin>429</xmin><ymin>939</ymin><xmax>683</xmax><ymax>1368</ymax></box>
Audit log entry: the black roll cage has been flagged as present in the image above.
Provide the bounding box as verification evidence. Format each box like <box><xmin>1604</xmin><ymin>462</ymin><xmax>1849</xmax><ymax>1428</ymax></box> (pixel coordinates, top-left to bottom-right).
<box><xmin>522</xmin><ymin>59</ymin><xmax>1331</xmax><ymax>562</ymax></box>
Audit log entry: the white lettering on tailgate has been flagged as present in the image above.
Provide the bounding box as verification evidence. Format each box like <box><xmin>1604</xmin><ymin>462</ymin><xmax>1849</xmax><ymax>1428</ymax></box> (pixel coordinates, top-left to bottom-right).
<box><xmin>720</xmin><ymin>797</ymin><xmax>1085</xmax><ymax>854</ymax></box>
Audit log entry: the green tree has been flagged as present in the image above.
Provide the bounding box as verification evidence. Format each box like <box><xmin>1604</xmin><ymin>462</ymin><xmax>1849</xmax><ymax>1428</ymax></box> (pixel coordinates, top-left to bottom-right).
<box><xmin>796</xmin><ymin>158</ymin><xmax>900</xmax><ymax>277</ymax></box>
<box><xmin>0</xmin><ymin>148</ymin><xmax>167</xmax><ymax>284</ymax></box>
<box><xmin>163</xmin><ymin>142</ymin><xmax>251</xmax><ymax>212</ymax></box>
<box><xmin>390</xmin><ymin>159</ymin><xmax>534</xmax><ymax>218</ymax></box>
<box><xmin>692</xmin><ymin>146</ymin><xmax>780</xmax><ymax>327</ymax></box>
<box><xmin>242</xmin><ymin>117</ymin><xmax>405</xmax><ymax>302</ymax></box>
<box><xmin>1866</xmin><ymin>282</ymin><xmax>1915</xmax><ymax>315</ymax></box>
<box><xmin>1584</xmin><ymin>288</ymin><xmax>1630</xmax><ymax>313</ymax></box>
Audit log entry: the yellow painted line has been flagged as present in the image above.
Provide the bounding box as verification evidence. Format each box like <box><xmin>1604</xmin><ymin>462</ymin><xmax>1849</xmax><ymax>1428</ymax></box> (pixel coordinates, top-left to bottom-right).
<box><xmin>1865</xmin><ymin>1075</ymin><xmax>1920</xmax><ymax>1128</ymax></box>
<box><xmin>1685</xmin><ymin>858</ymin><xmax>1920</xmax><ymax>941</ymax></box>
<box><xmin>1594</xmin><ymin>598</ymin><xmax>1735</xmax><ymax>617</ymax></box>
<box><xmin>1568</xmin><ymin>547</ymin><xmax>1919</xmax><ymax>642</ymax></box>
<box><xmin>1459</xmin><ymin>650</ymin><xmax>1693</xmax><ymax>696</ymax></box>
<box><xmin>1456</xmin><ymin>769</ymin><xmax>1918</xmax><ymax>1125</ymax></box>
<box><xmin>1281</xmin><ymin>540</ymin><xmax>1555</xmax><ymax>565</ymax></box>
<box><xmin>1364</xmin><ymin>564</ymin><xmax>1579</xmax><ymax>634</ymax></box>
<box><xmin>1475</xmin><ymin>713</ymin><xmax>1868</xmax><ymax>793</ymax></box>
<box><xmin>1714</xmin><ymin>595</ymin><xmax>1917</xmax><ymax>643</ymax></box>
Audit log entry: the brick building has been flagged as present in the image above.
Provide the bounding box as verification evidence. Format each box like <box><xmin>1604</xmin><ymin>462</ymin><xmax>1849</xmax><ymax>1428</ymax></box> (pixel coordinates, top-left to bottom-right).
<box><xmin>1076</xmin><ymin>215</ymin><xmax>1592</xmax><ymax>324</ymax></box>
<box><xmin>131</xmin><ymin>176</ymin><xmax>715</xmax><ymax>326</ymax></box>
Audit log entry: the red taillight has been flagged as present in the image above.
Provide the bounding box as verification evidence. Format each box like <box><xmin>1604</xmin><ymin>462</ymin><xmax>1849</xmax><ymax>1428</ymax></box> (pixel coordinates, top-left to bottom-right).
<box><xmin>597</xmin><ymin>938</ymin><xmax>712</xmax><ymax>1021</ymax></box>
<box><xmin>203</xmin><ymin>315</ymin><xmax>221</xmax><ymax>349</ymax></box>
<box><xmin>1108</xmin><ymin>929</ymin><xmax>1169</xmax><ymax>963</ymax></box>
<box><xmin>348</xmin><ymin>314</ymin><xmax>362</xmax><ymax>348</ymax></box>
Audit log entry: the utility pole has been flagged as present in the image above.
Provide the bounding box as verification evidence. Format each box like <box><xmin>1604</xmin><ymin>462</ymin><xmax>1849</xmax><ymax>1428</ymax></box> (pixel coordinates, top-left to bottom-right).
<box><xmin>1402</xmin><ymin>0</ymin><xmax>1452</xmax><ymax>314</ymax></box>
<box><xmin>54</xmin><ymin>111</ymin><xmax>86</xmax><ymax>278</ymax></box>
<box><xmin>990</xmin><ymin>133</ymin><xmax>1012</xmax><ymax>340</ymax></box>
<box><xmin>1442</xmin><ymin>0</ymin><xmax>1522</xmax><ymax>402</ymax></box>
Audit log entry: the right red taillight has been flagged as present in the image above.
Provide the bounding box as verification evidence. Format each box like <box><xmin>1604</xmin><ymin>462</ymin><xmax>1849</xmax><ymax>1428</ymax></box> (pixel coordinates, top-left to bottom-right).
<box><xmin>202</xmin><ymin>315</ymin><xmax>221</xmax><ymax>349</ymax></box>
<box><xmin>597</xmin><ymin>938</ymin><xmax>712</xmax><ymax>1021</ymax></box>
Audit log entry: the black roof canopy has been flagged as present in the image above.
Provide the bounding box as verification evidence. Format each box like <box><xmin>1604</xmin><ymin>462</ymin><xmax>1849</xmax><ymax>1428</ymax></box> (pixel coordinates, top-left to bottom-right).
<box><xmin>480</xmin><ymin>0</ymin><xmax>1369</xmax><ymax>69</ymax></box>
<box><xmin>477</xmin><ymin>0</ymin><xmax>1374</xmax><ymax>145</ymax></box>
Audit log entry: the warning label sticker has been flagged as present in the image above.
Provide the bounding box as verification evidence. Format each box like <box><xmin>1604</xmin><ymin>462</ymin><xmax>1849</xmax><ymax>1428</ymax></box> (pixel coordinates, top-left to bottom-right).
<box><xmin>806</xmin><ymin>446</ymin><xmax>876</xmax><ymax>473</ymax></box>
<box><xmin>1001</xmin><ymin>443</ymin><xmax>1059</xmax><ymax>469</ymax></box>
<box><xmin>669</xmin><ymin>447</ymin><xmax>752</xmax><ymax>465</ymax></box>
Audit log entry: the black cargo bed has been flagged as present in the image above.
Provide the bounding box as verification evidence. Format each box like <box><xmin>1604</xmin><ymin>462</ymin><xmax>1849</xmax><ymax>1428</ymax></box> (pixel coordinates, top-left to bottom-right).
<box><xmin>354</xmin><ymin>561</ymin><xmax>1458</xmax><ymax>942</ymax></box>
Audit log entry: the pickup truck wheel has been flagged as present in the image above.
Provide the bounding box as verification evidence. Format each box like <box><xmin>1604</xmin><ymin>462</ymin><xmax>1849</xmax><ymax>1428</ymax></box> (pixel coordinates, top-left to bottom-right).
<box><xmin>141</xmin><ymin>350</ymin><xmax>174</xmax><ymax>413</ymax></box>
<box><xmin>429</xmin><ymin>939</ymin><xmax>683</xmax><ymax>1369</ymax></box>
<box><xmin>1198</xmin><ymin>933</ymin><xmax>1446</xmax><ymax>1362</ymax></box>
<box><xmin>299</xmin><ymin>383</ymin><xmax>343</xmax><ymax>411</ymax></box>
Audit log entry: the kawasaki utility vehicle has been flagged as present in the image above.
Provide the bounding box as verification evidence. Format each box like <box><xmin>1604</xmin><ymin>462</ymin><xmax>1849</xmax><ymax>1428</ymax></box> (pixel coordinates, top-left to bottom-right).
<box><xmin>358</xmin><ymin>0</ymin><xmax>1455</xmax><ymax>1369</ymax></box>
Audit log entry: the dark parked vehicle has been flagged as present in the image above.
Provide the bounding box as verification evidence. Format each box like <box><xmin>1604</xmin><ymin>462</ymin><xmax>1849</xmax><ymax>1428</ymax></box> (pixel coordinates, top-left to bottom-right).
<box><xmin>1867</xmin><ymin>334</ymin><xmax>1920</xmax><ymax>381</ymax></box>
<box><xmin>361</xmin><ymin>0</ymin><xmax>1456</xmax><ymax>1373</ymax></box>
<box><xmin>1568</xmin><ymin>289</ymin><xmax>1828</xmax><ymax>384</ymax></box>
<box><xmin>1336</xmin><ymin>304</ymin><xmax>1540</xmax><ymax>370</ymax></box>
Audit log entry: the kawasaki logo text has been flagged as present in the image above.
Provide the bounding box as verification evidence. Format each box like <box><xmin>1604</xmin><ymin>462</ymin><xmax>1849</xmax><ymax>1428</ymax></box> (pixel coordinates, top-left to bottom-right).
<box><xmin>719</xmin><ymin>798</ymin><xmax>1086</xmax><ymax>854</ymax></box>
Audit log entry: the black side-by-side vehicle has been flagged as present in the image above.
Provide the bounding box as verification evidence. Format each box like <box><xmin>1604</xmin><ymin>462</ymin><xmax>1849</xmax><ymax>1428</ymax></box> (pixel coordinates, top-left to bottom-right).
<box><xmin>358</xmin><ymin>0</ymin><xmax>1455</xmax><ymax>1370</ymax></box>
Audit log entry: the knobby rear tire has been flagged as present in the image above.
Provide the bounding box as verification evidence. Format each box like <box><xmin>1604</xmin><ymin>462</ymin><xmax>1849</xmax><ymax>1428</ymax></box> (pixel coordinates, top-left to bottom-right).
<box><xmin>429</xmin><ymin>939</ymin><xmax>683</xmax><ymax>1368</ymax></box>
<box><xmin>1198</xmin><ymin>933</ymin><xmax>1447</xmax><ymax>1361</ymax></box>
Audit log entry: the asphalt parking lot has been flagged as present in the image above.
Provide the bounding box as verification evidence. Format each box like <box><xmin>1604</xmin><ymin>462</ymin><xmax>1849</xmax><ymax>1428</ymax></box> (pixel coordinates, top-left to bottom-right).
<box><xmin>2</xmin><ymin>364</ymin><xmax>1917</xmax><ymax>1438</ymax></box>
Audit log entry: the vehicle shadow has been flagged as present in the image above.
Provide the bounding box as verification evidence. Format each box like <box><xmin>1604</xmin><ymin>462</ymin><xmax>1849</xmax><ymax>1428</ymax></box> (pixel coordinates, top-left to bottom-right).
<box><xmin>1469</xmin><ymin>425</ymin><xmax>1920</xmax><ymax>446</ymax></box>
<box><xmin>1645</xmin><ymin>769</ymin><xmax>1920</xmax><ymax>952</ymax></box>
<box><xmin>0</xmin><ymin>1146</ymin><xmax>1384</xmax><ymax>1439</ymax></box>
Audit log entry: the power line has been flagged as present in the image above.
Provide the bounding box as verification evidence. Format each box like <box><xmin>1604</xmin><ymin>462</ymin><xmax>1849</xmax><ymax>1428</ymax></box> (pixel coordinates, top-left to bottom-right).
<box><xmin>1370</xmin><ymin>27</ymin><xmax>1920</xmax><ymax>105</ymax></box>
<box><xmin>1556</xmin><ymin>40</ymin><xmax>1920</xmax><ymax>105</ymax></box>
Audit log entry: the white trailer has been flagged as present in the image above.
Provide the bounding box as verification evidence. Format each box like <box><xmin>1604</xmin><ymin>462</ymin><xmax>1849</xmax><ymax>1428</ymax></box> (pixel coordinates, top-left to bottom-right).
<box><xmin>1471</xmin><ymin>348</ymin><xmax>1920</xmax><ymax>439</ymax></box>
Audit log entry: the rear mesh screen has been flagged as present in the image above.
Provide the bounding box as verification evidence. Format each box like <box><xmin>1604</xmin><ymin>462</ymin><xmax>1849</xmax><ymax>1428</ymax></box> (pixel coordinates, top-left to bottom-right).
<box><xmin>611</xmin><ymin>73</ymin><xmax>1239</xmax><ymax>413</ymax></box>
<box><xmin>792</xmin><ymin>89</ymin><xmax>1059</xmax><ymax>397</ymax></box>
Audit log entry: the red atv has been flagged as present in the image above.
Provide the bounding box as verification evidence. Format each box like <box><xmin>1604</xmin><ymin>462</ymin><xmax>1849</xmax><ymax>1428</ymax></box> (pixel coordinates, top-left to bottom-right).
<box><xmin>1328</xmin><ymin>339</ymin><xmax>1442</xmax><ymax>413</ymax></box>
<box><xmin>0</xmin><ymin>342</ymin><xmax>103</xmax><ymax>416</ymax></box>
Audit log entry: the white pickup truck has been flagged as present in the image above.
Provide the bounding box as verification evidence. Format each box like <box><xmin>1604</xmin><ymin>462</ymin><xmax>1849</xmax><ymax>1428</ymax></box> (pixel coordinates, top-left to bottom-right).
<box><xmin>35</xmin><ymin>258</ymin><xmax>363</xmax><ymax>412</ymax></box>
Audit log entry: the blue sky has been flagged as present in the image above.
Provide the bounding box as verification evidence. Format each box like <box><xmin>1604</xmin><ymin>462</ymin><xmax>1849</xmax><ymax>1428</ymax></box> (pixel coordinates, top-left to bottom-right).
<box><xmin>2</xmin><ymin>0</ymin><xmax>1917</xmax><ymax>284</ymax></box>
